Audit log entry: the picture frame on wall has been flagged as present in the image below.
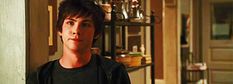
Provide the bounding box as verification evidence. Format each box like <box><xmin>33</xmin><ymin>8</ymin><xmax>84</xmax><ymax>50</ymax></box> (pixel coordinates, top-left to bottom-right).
<box><xmin>48</xmin><ymin>0</ymin><xmax>57</xmax><ymax>55</ymax></box>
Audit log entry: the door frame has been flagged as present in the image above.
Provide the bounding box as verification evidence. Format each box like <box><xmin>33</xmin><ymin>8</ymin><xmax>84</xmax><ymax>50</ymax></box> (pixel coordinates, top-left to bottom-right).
<box><xmin>202</xmin><ymin>0</ymin><xmax>233</xmax><ymax>83</ymax></box>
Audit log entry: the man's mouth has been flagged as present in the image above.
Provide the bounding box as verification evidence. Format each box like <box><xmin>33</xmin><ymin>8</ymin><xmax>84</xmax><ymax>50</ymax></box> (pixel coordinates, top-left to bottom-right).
<box><xmin>69</xmin><ymin>38</ymin><xmax>81</xmax><ymax>41</ymax></box>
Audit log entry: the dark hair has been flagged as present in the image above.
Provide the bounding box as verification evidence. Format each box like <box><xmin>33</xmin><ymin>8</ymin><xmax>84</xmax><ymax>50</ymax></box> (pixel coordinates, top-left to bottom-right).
<box><xmin>56</xmin><ymin>0</ymin><xmax>105</xmax><ymax>37</ymax></box>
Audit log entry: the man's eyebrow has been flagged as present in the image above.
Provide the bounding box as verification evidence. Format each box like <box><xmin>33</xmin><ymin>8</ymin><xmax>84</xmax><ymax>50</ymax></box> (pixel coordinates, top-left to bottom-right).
<box><xmin>82</xmin><ymin>19</ymin><xmax>93</xmax><ymax>23</ymax></box>
<box><xmin>65</xmin><ymin>18</ymin><xmax>77</xmax><ymax>21</ymax></box>
<box><xmin>65</xmin><ymin>17</ymin><xmax>93</xmax><ymax>23</ymax></box>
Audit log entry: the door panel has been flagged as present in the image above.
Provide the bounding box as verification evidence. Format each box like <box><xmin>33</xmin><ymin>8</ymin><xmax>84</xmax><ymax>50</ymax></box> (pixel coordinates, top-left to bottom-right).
<box><xmin>202</xmin><ymin>0</ymin><xmax>233</xmax><ymax>84</ymax></box>
<box><xmin>211</xmin><ymin>70</ymin><xmax>233</xmax><ymax>84</ymax></box>
<box><xmin>211</xmin><ymin>41</ymin><xmax>233</xmax><ymax>47</ymax></box>
<box><xmin>211</xmin><ymin>48</ymin><xmax>233</xmax><ymax>62</ymax></box>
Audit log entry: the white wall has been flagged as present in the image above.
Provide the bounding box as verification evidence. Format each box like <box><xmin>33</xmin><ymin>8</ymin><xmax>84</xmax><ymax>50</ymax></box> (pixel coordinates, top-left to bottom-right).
<box><xmin>0</xmin><ymin>0</ymin><xmax>26</xmax><ymax>83</ymax></box>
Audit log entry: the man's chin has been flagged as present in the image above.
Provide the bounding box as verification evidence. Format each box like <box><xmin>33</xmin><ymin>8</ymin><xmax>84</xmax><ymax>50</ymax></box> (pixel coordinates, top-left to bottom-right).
<box><xmin>69</xmin><ymin>46</ymin><xmax>85</xmax><ymax>51</ymax></box>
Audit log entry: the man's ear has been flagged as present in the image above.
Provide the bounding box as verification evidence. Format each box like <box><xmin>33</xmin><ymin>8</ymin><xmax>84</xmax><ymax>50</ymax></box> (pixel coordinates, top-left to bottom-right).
<box><xmin>58</xmin><ymin>31</ymin><xmax>62</xmax><ymax>36</ymax></box>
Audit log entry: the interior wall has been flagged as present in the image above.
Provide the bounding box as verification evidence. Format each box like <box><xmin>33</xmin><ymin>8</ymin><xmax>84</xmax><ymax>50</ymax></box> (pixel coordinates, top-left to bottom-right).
<box><xmin>129</xmin><ymin>69</ymin><xmax>146</xmax><ymax>84</ymax></box>
<box><xmin>192</xmin><ymin>0</ymin><xmax>202</xmax><ymax>62</ymax></box>
<box><xmin>180</xmin><ymin>0</ymin><xmax>190</xmax><ymax>14</ymax></box>
<box><xmin>28</xmin><ymin>0</ymin><xmax>49</xmax><ymax>72</ymax></box>
<box><xmin>151</xmin><ymin>0</ymin><xmax>164</xmax><ymax>79</ymax></box>
<box><xmin>0</xmin><ymin>0</ymin><xmax>26</xmax><ymax>83</ymax></box>
<box><xmin>163</xmin><ymin>0</ymin><xmax>179</xmax><ymax>84</ymax></box>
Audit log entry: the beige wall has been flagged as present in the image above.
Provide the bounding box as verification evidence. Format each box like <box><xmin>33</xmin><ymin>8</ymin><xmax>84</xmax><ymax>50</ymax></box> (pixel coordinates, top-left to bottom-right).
<box><xmin>129</xmin><ymin>69</ymin><xmax>147</xmax><ymax>84</ymax></box>
<box><xmin>0</xmin><ymin>0</ymin><xmax>26</xmax><ymax>83</ymax></box>
<box><xmin>28</xmin><ymin>0</ymin><xmax>49</xmax><ymax>72</ymax></box>
<box><xmin>163</xmin><ymin>0</ymin><xmax>179</xmax><ymax>84</ymax></box>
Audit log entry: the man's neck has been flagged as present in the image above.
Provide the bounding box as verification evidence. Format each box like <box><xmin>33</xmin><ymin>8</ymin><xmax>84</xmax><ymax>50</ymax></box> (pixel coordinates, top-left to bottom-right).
<box><xmin>59</xmin><ymin>49</ymin><xmax>92</xmax><ymax>69</ymax></box>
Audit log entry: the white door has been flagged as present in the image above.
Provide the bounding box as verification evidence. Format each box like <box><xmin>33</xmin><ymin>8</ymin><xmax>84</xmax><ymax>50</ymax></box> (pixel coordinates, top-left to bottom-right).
<box><xmin>202</xmin><ymin>0</ymin><xmax>233</xmax><ymax>84</ymax></box>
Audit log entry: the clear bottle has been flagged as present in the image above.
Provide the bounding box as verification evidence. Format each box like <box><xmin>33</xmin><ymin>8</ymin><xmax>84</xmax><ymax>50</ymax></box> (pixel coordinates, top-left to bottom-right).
<box><xmin>140</xmin><ymin>44</ymin><xmax>145</xmax><ymax>56</ymax></box>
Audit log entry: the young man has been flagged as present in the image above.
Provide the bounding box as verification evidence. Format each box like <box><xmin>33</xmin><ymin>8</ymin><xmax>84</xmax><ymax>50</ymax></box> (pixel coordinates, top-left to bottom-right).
<box><xmin>27</xmin><ymin>0</ymin><xmax>131</xmax><ymax>84</ymax></box>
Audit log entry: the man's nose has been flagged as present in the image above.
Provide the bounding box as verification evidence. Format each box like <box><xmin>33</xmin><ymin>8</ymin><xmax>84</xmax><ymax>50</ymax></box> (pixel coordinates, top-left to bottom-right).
<box><xmin>72</xmin><ymin>25</ymin><xmax>80</xmax><ymax>35</ymax></box>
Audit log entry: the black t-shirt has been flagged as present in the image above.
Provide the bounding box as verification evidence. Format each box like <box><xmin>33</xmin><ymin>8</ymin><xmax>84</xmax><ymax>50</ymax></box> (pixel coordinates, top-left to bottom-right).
<box><xmin>52</xmin><ymin>56</ymin><xmax>98</xmax><ymax>84</ymax></box>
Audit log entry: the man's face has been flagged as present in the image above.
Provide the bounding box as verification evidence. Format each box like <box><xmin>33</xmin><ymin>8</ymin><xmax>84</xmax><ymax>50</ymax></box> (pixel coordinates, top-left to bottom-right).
<box><xmin>59</xmin><ymin>16</ymin><xmax>95</xmax><ymax>52</ymax></box>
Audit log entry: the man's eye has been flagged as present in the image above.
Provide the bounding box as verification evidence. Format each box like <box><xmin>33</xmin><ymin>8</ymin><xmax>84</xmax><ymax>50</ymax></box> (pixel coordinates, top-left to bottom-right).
<box><xmin>80</xmin><ymin>23</ymin><xmax>91</xmax><ymax>28</ymax></box>
<box><xmin>66</xmin><ymin>21</ymin><xmax>75</xmax><ymax>26</ymax></box>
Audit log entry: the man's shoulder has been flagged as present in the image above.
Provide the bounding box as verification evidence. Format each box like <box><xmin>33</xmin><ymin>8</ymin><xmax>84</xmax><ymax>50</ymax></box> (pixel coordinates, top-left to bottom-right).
<box><xmin>32</xmin><ymin>60</ymin><xmax>58</xmax><ymax>79</ymax></box>
<box><xmin>39</xmin><ymin>60</ymin><xmax>57</xmax><ymax>71</ymax></box>
<box><xmin>95</xmin><ymin>55</ymin><xmax>125</xmax><ymax>72</ymax></box>
<box><xmin>95</xmin><ymin>55</ymin><xmax>131</xmax><ymax>84</ymax></box>
<box><xmin>27</xmin><ymin>60</ymin><xmax>58</xmax><ymax>84</ymax></box>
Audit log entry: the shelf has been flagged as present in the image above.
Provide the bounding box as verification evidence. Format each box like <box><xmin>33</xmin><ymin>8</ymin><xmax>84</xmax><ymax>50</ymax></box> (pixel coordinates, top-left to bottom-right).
<box><xmin>186</xmin><ymin>79</ymin><xmax>207</xmax><ymax>84</ymax></box>
<box><xmin>104</xmin><ymin>21</ymin><xmax>154</xmax><ymax>26</ymax></box>
<box><xmin>181</xmin><ymin>44</ymin><xmax>189</xmax><ymax>48</ymax></box>
<box><xmin>186</xmin><ymin>63</ymin><xmax>207</xmax><ymax>71</ymax></box>
<box><xmin>127</xmin><ymin>34</ymin><xmax>141</xmax><ymax>37</ymax></box>
<box><xmin>126</xmin><ymin>63</ymin><xmax>152</xmax><ymax>72</ymax></box>
<box><xmin>101</xmin><ymin>2</ymin><xmax>155</xmax><ymax>83</ymax></box>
